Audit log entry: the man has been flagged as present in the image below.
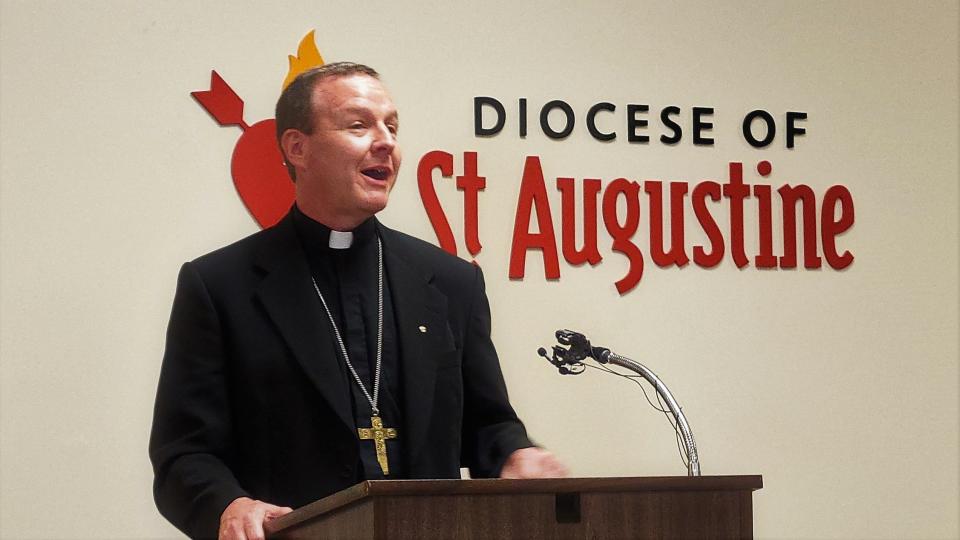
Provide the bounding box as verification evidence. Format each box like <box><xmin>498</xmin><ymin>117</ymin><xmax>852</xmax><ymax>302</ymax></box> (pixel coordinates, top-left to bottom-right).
<box><xmin>149</xmin><ymin>62</ymin><xmax>565</xmax><ymax>540</ymax></box>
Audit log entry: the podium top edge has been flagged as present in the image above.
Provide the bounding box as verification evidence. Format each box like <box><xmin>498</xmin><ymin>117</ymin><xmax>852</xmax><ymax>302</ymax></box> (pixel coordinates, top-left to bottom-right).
<box><xmin>266</xmin><ymin>475</ymin><xmax>762</xmax><ymax>535</ymax></box>
<box><xmin>363</xmin><ymin>475</ymin><xmax>764</xmax><ymax>496</ymax></box>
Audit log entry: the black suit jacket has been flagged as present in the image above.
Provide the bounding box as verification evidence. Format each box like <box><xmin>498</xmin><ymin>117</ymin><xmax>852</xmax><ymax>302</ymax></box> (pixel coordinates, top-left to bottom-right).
<box><xmin>149</xmin><ymin>212</ymin><xmax>532</xmax><ymax>539</ymax></box>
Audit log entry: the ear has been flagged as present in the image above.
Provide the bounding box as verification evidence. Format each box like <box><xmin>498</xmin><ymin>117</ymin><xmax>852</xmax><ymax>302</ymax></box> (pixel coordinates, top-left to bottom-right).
<box><xmin>280</xmin><ymin>129</ymin><xmax>308</xmax><ymax>171</ymax></box>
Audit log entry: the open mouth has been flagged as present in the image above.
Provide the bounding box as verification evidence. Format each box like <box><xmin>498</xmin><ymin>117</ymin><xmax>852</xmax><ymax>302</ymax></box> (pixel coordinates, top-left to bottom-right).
<box><xmin>361</xmin><ymin>167</ymin><xmax>391</xmax><ymax>181</ymax></box>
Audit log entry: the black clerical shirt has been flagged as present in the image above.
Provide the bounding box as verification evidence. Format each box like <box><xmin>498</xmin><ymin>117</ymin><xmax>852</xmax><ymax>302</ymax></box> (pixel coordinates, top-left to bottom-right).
<box><xmin>292</xmin><ymin>205</ymin><xmax>405</xmax><ymax>481</ymax></box>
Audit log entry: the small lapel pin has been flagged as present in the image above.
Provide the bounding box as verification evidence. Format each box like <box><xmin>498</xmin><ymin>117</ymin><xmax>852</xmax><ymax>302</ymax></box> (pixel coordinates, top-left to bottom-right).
<box><xmin>418</xmin><ymin>325</ymin><xmax>427</xmax><ymax>333</ymax></box>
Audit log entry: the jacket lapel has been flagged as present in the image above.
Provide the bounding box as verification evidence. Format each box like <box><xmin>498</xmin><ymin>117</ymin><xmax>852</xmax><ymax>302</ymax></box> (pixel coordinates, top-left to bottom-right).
<box><xmin>253</xmin><ymin>214</ymin><xmax>354</xmax><ymax>434</ymax></box>
<box><xmin>380</xmin><ymin>226</ymin><xmax>451</xmax><ymax>467</ymax></box>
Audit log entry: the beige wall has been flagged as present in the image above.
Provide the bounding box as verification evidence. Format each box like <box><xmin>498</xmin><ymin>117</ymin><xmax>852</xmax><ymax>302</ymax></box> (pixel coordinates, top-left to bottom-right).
<box><xmin>1</xmin><ymin>1</ymin><xmax>957</xmax><ymax>538</ymax></box>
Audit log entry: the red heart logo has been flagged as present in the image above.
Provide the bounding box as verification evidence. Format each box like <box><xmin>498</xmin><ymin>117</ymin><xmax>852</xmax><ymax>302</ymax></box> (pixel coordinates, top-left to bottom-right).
<box><xmin>231</xmin><ymin>119</ymin><xmax>295</xmax><ymax>228</ymax></box>
<box><xmin>193</xmin><ymin>71</ymin><xmax>296</xmax><ymax>229</ymax></box>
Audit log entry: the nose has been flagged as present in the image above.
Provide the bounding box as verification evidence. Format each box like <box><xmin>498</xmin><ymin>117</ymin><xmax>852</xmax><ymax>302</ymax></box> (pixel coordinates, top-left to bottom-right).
<box><xmin>371</xmin><ymin>123</ymin><xmax>397</xmax><ymax>156</ymax></box>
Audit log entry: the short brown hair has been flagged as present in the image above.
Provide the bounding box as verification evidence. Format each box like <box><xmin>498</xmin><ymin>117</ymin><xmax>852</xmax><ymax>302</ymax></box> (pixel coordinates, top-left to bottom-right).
<box><xmin>275</xmin><ymin>62</ymin><xmax>380</xmax><ymax>180</ymax></box>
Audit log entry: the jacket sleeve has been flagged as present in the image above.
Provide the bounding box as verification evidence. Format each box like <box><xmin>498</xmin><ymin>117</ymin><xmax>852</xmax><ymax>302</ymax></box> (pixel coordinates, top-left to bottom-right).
<box><xmin>460</xmin><ymin>265</ymin><xmax>534</xmax><ymax>477</ymax></box>
<box><xmin>149</xmin><ymin>262</ymin><xmax>249</xmax><ymax>539</ymax></box>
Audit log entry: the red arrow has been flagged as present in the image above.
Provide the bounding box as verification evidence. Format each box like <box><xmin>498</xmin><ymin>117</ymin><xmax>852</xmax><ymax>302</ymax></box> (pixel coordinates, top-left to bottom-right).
<box><xmin>192</xmin><ymin>70</ymin><xmax>249</xmax><ymax>130</ymax></box>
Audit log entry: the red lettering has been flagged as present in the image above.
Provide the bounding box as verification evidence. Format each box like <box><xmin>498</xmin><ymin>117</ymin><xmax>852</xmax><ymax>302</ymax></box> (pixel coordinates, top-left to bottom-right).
<box><xmin>557</xmin><ymin>178</ymin><xmax>602</xmax><ymax>266</ymax></box>
<box><xmin>754</xmin><ymin>184</ymin><xmax>777</xmax><ymax>268</ymax></box>
<box><xmin>419</xmin><ymin>154</ymin><xmax>855</xmax><ymax>291</ymax></box>
<box><xmin>456</xmin><ymin>151</ymin><xmax>486</xmax><ymax>257</ymax></box>
<box><xmin>645</xmin><ymin>180</ymin><xmax>690</xmax><ymax>267</ymax></box>
<box><xmin>417</xmin><ymin>150</ymin><xmax>457</xmax><ymax>256</ymax></box>
<box><xmin>723</xmin><ymin>162</ymin><xmax>750</xmax><ymax>268</ymax></box>
<box><xmin>602</xmin><ymin>179</ymin><xmax>643</xmax><ymax>294</ymax></box>
<box><xmin>821</xmin><ymin>185</ymin><xmax>855</xmax><ymax>269</ymax></box>
<box><xmin>509</xmin><ymin>156</ymin><xmax>561</xmax><ymax>280</ymax></box>
<box><xmin>692</xmin><ymin>181</ymin><xmax>724</xmax><ymax>267</ymax></box>
<box><xmin>778</xmin><ymin>184</ymin><xmax>822</xmax><ymax>269</ymax></box>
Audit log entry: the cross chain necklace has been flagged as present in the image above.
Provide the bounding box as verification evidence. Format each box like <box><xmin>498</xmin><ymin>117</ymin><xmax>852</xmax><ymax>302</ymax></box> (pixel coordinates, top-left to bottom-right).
<box><xmin>310</xmin><ymin>236</ymin><xmax>397</xmax><ymax>475</ymax></box>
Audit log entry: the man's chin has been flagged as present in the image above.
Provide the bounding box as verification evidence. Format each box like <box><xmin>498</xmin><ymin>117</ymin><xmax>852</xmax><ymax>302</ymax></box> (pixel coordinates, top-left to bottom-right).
<box><xmin>361</xmin><ymin>194</ymin><xmax>390</xmax><ymax>216</ymax></box>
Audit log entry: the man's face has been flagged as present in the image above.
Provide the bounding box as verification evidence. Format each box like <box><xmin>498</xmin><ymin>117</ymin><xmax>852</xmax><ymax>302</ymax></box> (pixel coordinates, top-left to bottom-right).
<box><xmin>293</xmin><ymin>74</ymin><xmax>401</xmax><ymax>228</ymax></box>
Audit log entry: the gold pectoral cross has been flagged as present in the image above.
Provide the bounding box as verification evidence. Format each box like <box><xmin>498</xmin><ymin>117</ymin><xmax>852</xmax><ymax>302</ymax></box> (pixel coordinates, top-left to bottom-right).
<box><xmin>357</xmin><ymin>415</ymin><xmax>398</xmax><ymax>475</ymax></box>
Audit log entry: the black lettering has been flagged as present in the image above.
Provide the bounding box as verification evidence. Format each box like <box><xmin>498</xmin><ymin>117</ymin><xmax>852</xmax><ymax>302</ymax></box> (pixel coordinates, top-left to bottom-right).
<box><xmin>474</xmin><ymin>97</ymin><xmax>506</xmax><ymax>136</ymax></box>
<box><xmin>519</xmin><ymin>98</ymin><xmax>528</xmax><ymax>138</ymax></box>
<box><xmin>692</xmin><ymin>106</ymin><xmax>714</xmax><ymax>145</ymax></box>
<box><xmin>660</xmin><ymin>105</ymin><xmax>682</xmax><ymax>144</ymax></box>
<box><xmin>786</xmin><ymin>111</ymin><xmax>807</xmax><ymax>149</ymax></box>
<box><xmin>540</xmin><ymin>100</ymin><xmax>575</xmax><ymax>139</ymax></box>
<box><xmin>626</xmin><ymin>104</ymin><xmax>649</xmax><ymax>143</ymax></box>
<box><xmin>743</xmin><ymin>109</ymin><xmax>776</xmax><ymax>148</ymax></box>
<box><xmin>586</xmin><ymin>102</ymin><xmax>616</xmax><ymax>141</ymax></box>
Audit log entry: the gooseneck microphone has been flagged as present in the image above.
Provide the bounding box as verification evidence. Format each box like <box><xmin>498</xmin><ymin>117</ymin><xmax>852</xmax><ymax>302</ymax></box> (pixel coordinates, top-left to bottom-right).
<box><xmin>537</xmin><ymin>329</ymin><xmax>701</xmax><ymax>477</ymax></box>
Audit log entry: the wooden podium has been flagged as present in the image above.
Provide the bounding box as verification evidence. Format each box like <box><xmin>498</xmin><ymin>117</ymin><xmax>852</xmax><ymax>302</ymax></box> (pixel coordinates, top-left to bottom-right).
<box><xmin>266</xmin><ymin>475</ymin><xmax>762</xmax><ymax>539</ymax></box>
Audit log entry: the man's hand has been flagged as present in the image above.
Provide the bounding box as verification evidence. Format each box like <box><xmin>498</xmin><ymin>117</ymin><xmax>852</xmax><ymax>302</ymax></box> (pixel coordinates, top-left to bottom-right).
<box><xmin>218</xmin><ymin>497</ymin><xmax>293</xmax><ymax>540</ymax></box>
<box><xmin>499</xmin><ymin>447</ymin><xmax>569</xmax><ymax>479</ymax></box>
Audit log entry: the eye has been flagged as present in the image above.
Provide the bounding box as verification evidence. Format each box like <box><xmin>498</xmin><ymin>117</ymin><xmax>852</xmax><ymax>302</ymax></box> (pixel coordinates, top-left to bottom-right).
<box><xmin>387</xmin><ymin>123</ymin><xmax>399</xmax><ymax>136</ymax></box>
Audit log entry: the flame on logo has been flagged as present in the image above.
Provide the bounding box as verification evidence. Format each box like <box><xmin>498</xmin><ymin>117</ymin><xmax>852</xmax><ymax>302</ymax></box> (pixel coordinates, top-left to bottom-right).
<box><xmin>282</xmin><ymin>30</ymin><xmax>325</xmax><ymax>90</ymax></box>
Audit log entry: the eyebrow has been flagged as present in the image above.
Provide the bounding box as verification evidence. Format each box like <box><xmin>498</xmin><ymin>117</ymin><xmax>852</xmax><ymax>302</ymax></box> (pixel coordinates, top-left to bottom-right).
<box><xmin>340</xmin><ymin>105</ymin><xmax>399</xmax><ymax>122</ymax></box>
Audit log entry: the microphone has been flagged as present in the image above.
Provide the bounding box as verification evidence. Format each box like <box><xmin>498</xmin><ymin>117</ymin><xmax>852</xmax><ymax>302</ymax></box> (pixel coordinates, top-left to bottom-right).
<box><xmin>534</xmin><ymin>328</ymin><xmax>702</xmax><ymax>477</ymax></box>
<box><xmin>535</xmin><ymin>340</ymin><xmax>584</xmax><ymax>375</ymax></box>
<box><xmin>537</xmin><ymin>346</ymin><xmax>586</xmax><ymax>375</ymax></box>
<box><xmin>551</xmin><ymin>330</ymin><xmax>611</xmax><ymax>364</ymax></box>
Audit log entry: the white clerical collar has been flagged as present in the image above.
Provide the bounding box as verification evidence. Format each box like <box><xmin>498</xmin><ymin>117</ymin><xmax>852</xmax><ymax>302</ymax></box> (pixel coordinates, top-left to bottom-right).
<box><xmin>328</xmin><ymin>230</ymin><xmax>354</xmax><ymax>249</ymax></box>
